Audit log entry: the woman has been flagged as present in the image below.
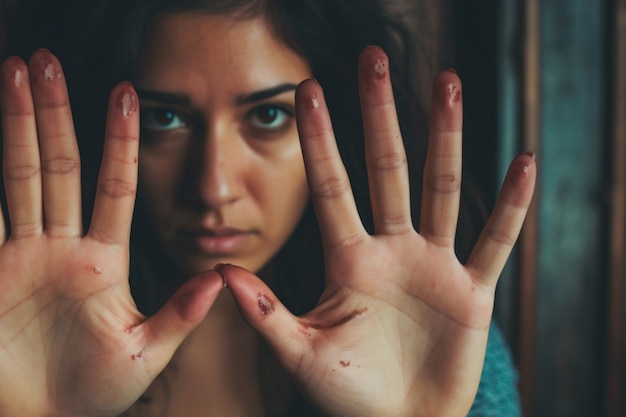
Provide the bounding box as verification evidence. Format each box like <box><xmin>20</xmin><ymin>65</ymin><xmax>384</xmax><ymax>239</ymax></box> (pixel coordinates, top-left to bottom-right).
<box><xmin>0</xmin><ymin>0</ymin><xmax>536</xmax><ymax>416</ymax></box>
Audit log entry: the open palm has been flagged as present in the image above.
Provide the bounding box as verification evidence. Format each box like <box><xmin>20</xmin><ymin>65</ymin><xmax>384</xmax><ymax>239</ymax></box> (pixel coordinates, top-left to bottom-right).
<box><xmin>0</xmin><ymin>51</ymin><xmax>223</xmax><ymax>417</ymax></box>
<box><xmin>222</xmin><ymin>46</ymin><xmax>536</xmax><ymax>417</ymax></box>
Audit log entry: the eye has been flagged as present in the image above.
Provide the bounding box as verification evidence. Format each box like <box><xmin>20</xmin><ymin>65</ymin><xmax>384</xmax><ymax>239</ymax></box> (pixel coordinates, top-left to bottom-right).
<box><xmin>246</xmin><ymin>105</ymin><xmax>293</xmax><ymax>132</ymax></box>
<box><xmin>141</xmin><ymin>108</ymin><xmax>187</xmax><ymax>131</ymax></box>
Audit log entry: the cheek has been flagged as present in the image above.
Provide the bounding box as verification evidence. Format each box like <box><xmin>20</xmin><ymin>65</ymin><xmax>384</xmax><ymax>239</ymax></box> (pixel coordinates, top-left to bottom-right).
<box><xmin>138</xmin><ymin>152</ymin><xmax>184</xmax><ymax>217</ymax></box>
<box><xmin>261</xmin><ymin>157</ymin><xmax>309</xmax><ymax>230</ymax></box>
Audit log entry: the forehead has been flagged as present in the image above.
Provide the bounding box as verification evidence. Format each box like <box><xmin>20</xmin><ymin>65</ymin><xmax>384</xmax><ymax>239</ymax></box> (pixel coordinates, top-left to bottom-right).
<box><xmin>137</xmin><ymin>12</ymin><xmax>311</xmax><ymax>94</ymax></box>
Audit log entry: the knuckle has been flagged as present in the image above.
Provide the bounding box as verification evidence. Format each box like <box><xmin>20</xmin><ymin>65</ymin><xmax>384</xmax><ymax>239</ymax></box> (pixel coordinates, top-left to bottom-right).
<box><xmin>4</xmin><ymin>165</ymin><xmax>40</xmax><ymax>182</ymax></box>
<box><xmin>369</xmin><ymin>151</ymin><xmax>406</xmax><ymax>172</ymax></box>
<box><xmin>334</xmin><ymin>232</ymin><xmax>367</xmax><ymax>249</ymax></box>
<box><xmin>41</xmin><ymin>156</ymin><xmax>80</xmax><ymax>176</ymax></box>
<box><xmin>309</xmin><ymin>150</ymin><xmax>334</xmax><ymax>166</ymax></box>
<box><xmin>88</xmin><ymin>228</ymin><xmax>118</xmax><ymax>245</ymax></box>
<box><xmin>36</xmin><ymin>100</ymin><xmax>68</xmax><ymax>111</ymax></box>
<box><xmin>45</xmin><ymin>218</ymin><xmax>74</xmax><ymax>235</ymax></box>
<box><xmin>422</xmin><ymin>230</ymin><xmax>454</xmax><ymax>248</ymax></box>
<box><xmin>425</xmin><ymin>174</ymin><xmax>460</xmax><ymax>194</ymax></box>
<box><xmin>310</xmin><ymin>176</ymin><xmax>350</xmax><ymax>201</ymax></box>
<box><xmin>380</xmin><ymin>214</ymin><xmax>412</xmax><ymax>232</ymax></box>
<box><xmin>485</xmin><ymin>227</ymin><xmax>516</xmax><ymax>246</ymax></box>
<box><xmin>99</xmin><ymin>178</ymin><xmax>136</xmax><ymax>199</ymax></box>
<box><xmin>11</xmin><ymin>220</ymin><xmax>41</xmax><ymax>238</ymax></box>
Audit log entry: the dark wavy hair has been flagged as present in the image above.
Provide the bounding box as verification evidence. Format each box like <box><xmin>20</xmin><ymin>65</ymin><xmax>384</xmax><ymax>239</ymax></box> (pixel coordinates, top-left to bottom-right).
<box><xmin>1</xmin><ymin>1</ymin><xmax>486</xmax><ymax>415</ymax></box>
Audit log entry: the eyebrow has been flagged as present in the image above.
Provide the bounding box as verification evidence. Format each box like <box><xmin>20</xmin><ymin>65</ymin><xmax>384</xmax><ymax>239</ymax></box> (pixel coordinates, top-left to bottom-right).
<box><xmin>235</xmin><ymin>83</ymin><xmax>298</xmax><ymax>105</ymax></box>
<box><xmin>136</xmin><ymin>83</ymin><xmax>298</xmax><ymax>107</ymax></box>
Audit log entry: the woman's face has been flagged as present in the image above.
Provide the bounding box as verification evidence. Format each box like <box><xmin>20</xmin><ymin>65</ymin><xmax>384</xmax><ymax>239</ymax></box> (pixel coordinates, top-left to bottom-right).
<box><xmin>136</xmin><ymin>12</ymin><xmax>312</xmax><ymax>277</ymax></box>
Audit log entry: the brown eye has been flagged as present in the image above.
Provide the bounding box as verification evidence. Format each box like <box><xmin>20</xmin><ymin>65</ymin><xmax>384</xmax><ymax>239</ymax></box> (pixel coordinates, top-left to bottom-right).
<box><xmin>142</xmin><ymin>108</ymin><xmax>187</xmax><ymax>131</ymax></box>
<box><xmin>247</xmin><ymin>104</ymin><xmax>292</xmax><ymax>131</ymax></box>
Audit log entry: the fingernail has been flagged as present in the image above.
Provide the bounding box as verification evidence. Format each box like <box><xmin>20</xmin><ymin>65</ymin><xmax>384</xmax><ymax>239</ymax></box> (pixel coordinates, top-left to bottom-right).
<box><xmin>118</xmin><ymin>89</ymin><xmax>137</xmax><ymax>117</ymax></box>
<box><xmin>448</xmin><ymin>84</ymin><xmax>461</xmax><ymax>103</ymax></box>
<box><xmin>373</xmin><ymin>57</ymin><xmax>387</xmax><ymax>79</ymax></box>
<box><xmin>513</xmin><ymin>155</ymin><xmax>533</xmax><ymax>180</ymax></box>
<box><xmin>311</xmin><ymin>94</ymin><xmax>320</xmax><ymax>109</ymax></box>
<box><xmin>446</xmin><ymin>68</ymin><xmax>457</xmax><ymax>74</ymax></box>
<box><xmin>14</xmin><ymin>68</ymin><xmax>24</xmax><ymax>87</ymax></box>
<box><xmin>43</xmin><ymin>62</ymin><xmax>62</xmax><ymax>82</ymax></box>
<box><xmin>307</xmin><ymin>93</ymin><xmax>320</xmax><ymax>110</ymax></box>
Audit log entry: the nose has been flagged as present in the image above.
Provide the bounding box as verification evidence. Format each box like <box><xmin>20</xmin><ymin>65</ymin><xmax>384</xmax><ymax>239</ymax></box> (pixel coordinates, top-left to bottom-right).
<box><xmin>184</xmin><ymin>125</ymin><xmax>246</xmax><ymax>210</ymax></box>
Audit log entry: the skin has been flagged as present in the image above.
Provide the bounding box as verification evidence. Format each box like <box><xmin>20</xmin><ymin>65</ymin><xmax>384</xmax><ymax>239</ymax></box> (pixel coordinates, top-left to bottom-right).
<box><xmin>0</xmin><ymin>13</ymin><xmax>536</xmax><ymax>417</ymax></box>
<box><xmin>223</xmin><ymin>52</ymin><xmax>536</xmax><ymax>417</ymax></box>
<box><xmin>135</xmin><ymin>13</ymin><xmax>311</xmax><ymax>279</ymax></box>
<box><xmin>128</xmin><ymin>14</ymin><xmax>312</xmax><ymax>416</ymax></box>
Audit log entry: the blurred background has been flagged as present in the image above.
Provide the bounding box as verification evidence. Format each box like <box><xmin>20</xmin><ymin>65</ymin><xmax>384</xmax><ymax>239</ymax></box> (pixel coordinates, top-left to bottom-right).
<box><xmin>0</xmin><ymin>0</ymin><xmax>623</xmax><ymax>416</ymax></box>
<box><xmin>444</xmin><ymin>0</ymin><xmax>625</xmax><ymax>416</ymax></box>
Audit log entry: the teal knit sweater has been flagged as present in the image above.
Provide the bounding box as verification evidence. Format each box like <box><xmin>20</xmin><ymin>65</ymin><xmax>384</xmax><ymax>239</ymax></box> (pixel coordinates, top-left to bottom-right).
<box><xmin>469</xmin><ymin>322</ymin><xmax>522</xmax><ymax>417</ymax></box>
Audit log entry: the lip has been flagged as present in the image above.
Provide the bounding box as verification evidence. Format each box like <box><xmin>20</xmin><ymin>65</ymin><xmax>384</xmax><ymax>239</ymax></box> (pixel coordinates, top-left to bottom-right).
<box><xmin>180</xmin><ymin>227</ymin><xmax>254</xmax><ymax>255</ymax></box>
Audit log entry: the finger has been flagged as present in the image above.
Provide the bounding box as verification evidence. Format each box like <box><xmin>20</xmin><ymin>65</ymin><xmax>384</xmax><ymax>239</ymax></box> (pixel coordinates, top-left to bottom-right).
<box><xmin>0</xmin><ymin>56</ymin><xmax>43</xmax><ymax>239</ymax></box>
<box><xmin>141</xmin><ymin>270</ymin><xmax>224</xmax><ymax>372</ymax></box>
<box><xmin>466</xmin><ymin>152</ymin><xmax>536</xmax><ymax>287</ymax></box>
<box><xmin>219</xmin><ymin>263</ymin><xmax>308</xmax><ymax>372</ymax></box>
<box><xmin>295</xmin><ymin>79</ymin><xmax>366</xmax><ymax>249</ymax></box>
<box><xmin>419</xmin><ymin>70</ymin><xmax>463</xmax><ymax>248</ymax></box>
<box><xmin>358</xmin><ymin>46</ymin><xmax>411</xmax><ymax>235</ymax></box>
<box><xmin>28</xmin><ymin>50</ymin><xmax>81</xmax><ymax>237</ymax></box>
<box><xmin>88</xmin><ymin>82</ymin><xmax>139</xmax><ymax>245</ymax></box>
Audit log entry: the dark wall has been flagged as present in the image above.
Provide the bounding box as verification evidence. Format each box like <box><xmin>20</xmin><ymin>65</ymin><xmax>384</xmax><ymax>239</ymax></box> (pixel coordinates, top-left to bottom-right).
<box><xmin>449</xmin><ymin>1</ymin><xmax>622</xmax><ymax>417</ymax></box>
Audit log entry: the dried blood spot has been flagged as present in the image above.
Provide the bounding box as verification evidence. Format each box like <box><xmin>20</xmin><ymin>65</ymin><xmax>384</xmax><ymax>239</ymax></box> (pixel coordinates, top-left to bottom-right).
<box><xmin>339</xmin><ymin>360</ymin><xmax>350</xmax><ymax>367</ymax></box>
<box><xmin>131</xmin><ymin>349</ymin><xmax>144</xmax><ymax>361</ymax></box>
<box><xmin>257</xmin><ymin>292</ymin><xmax>275</xmax><ymax>315</ymax></box>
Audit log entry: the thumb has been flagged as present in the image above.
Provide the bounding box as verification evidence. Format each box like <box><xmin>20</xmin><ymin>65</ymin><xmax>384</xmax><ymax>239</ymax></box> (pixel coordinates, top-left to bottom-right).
<box><xmin>217</xmin><ymin>263</ymin><xmax>309</xmax><ymax>371</ymax></box>
<box><xmin>139</xmin><ymin>270</ymin><xmax>224</xmax><ymax>372</ymax></box>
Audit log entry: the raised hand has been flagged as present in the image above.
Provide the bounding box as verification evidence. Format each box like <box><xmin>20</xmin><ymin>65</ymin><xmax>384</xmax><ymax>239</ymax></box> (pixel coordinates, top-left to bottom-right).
<box><xmin>0</xmin><ymin>50</ymin><xmax>223</xmax><ymax>417</ymax></box>
<box><xmin>221</xmin><ymin>46</ymin><xmax>536</xmax><ymax>417</ymax></box>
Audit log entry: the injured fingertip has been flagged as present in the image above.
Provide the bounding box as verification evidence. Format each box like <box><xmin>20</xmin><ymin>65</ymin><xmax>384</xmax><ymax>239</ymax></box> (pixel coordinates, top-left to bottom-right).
<box><xmin>507</xmin><ymin>153</ymin><xmax>537</xmax><ymax>187</ymax></box>
<box><xmin>257</xmin><ymin>292</ymin><xmax>275</xmax><ymax>316</ymax></box>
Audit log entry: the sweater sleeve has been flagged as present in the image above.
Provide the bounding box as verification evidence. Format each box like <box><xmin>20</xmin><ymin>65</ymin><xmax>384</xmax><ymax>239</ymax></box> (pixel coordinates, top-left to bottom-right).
<box><xmin>467</xmin><ymin>322</ymin><xmax>522</xmax><ymax>417</ymax></box>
